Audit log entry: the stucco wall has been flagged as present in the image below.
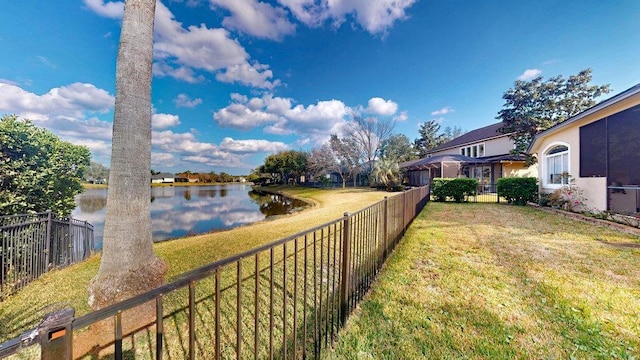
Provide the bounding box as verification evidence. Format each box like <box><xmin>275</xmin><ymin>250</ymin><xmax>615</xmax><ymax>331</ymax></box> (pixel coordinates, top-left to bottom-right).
<box><xmin>503</xmin><ymin>162</ymin><xmax>538</xmax><ymax>178</ymax></box>
<box><xmin>430</xmin><ymin>135</ymin><xmax>514</xmax><ymax>157</ymax></box>
<box><xmin>529</xmin><ymin>106</ymin><xmax>636</xmax><ymax>212</ymax></box>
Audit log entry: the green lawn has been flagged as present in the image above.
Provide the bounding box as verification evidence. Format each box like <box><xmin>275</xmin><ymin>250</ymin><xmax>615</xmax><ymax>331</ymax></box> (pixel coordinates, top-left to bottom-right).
<box><xmin>4</xmin><ymin>196</ymin><xmax>640</xmax><ymax>359</ymax></box>
<box><xmin>0</xmin><ymin>186</ymin><xmax>389</xmax><ymax>344</ymax></box>
<box><xmin>325</xmin><ymin>202</ymin><xmax>640</xmax><ymax>359</ymax></box>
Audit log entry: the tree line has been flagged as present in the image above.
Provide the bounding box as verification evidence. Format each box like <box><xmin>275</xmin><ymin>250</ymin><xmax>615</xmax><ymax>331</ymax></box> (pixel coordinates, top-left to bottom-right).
<box><xmin>0</xmin><ymin>68</ymin><xmax>608</xmax><ymax>217</ymax></box>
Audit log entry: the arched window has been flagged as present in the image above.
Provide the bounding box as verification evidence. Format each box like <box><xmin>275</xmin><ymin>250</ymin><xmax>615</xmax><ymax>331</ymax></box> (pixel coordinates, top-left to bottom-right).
<box><xmin>544</xmin><ymin>144</ymin><xmax>569</xmax><ymax>185</ymax></box>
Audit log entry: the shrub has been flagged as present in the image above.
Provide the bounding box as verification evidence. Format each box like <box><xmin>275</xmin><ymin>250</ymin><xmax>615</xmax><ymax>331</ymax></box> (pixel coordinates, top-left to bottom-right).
<box><xmin>538</xmin><ymin>192</ymin><xmax>551</xmax><ymax>207</ymax></box>
<box><xmin>548</xmin><ymin>178</ymin><xmax>588</xmax><ymax>212</ymax></box>
<box><xmin>432</xmin><ymin>178</ymin><xmax>478</xmax><ymax>202</ymax></box>
<box><xmin>496</xmin><ymin>177</ymin><xmax>538</xmax><ymax>205</ymax></box>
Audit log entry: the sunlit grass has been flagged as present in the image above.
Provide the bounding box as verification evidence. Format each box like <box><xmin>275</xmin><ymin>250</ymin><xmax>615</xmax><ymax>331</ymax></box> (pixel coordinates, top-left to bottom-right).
<box><xmin>0</xmin><ymin>186</ymin><xmax>388</xmax><ymax>345</ymax></box>
<box><xmin>326</xmin><ymin>202</ymin><xmax>640</xmax><ymax>359</ymax></box>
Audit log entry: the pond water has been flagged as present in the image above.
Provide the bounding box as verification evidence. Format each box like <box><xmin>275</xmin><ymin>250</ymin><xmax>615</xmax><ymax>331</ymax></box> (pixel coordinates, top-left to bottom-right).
<box><xmin>72</xmin><ymin>184</ymin><xmax>308</xmax><ymax>249</ymax></box>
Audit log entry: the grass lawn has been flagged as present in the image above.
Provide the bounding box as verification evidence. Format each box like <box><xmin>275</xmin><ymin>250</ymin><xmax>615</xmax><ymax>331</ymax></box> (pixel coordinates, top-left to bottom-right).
<box><xmin>0</xmin><ymin>186</ymin><xmax>389</xmax><ymax>344</ymax></box>
<box><xmin>325</xmin><ymin>202</ymin><xmax>640</xmax><ymax>359</ymax></box>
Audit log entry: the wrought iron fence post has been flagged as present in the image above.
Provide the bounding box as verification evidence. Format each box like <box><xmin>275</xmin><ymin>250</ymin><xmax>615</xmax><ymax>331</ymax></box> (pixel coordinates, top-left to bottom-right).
<box><xmin>339</xmin><ymin>212</ymin><xmax>351</xmax><ymax>326</ymax></box>
<box><xmin>67</xmin><ymin>216</ymin><xmax>73</xmax><ymax>266</ymax></box>
<box><xmin>382</xmin><ymin>197</ymin><xmax>389</xmax><ymax>261</ymax></box>
<box><xmin>45</xmin><ymin>210</ymin><xmax>52</xmax><ymax>266</ymax></box>
<box><xmin>39</xmin><ymin>307</ymin><xmax>74</xmax><ymax>360</ymax></box>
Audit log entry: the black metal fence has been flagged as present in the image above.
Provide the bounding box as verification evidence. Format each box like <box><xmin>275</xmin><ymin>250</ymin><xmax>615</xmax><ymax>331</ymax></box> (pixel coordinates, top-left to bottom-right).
<box><xmin>0</xmin><ymin>186</ymin><xmax>429</xmax><ymax>359</ymax></box>
<box><xmin>0</xmin><ymin>211</ymin><xmax>94</xmax><ymax>300</ymax></box>
<box><xmin>469</xmin><ymin>183</ymin><xmax>505</xmax><ymax>203</ymax></box>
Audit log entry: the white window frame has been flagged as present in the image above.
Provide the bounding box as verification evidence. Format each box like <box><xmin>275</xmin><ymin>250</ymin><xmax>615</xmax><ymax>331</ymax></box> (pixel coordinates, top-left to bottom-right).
<box><xmin>542</xmin><ymin>142</ymin><xmax>570</xmax><ymax>188</ymax></box>
<box><xmin>460</xmin><ymin>143</ymin><xmax>485</xmax><ymax>158</ymax></box>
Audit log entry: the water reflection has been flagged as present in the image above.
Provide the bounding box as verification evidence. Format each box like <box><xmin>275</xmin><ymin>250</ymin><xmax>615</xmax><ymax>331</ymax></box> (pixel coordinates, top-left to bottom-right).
<box><xmin>248</xmin><ymin>190</ymin><xmax>308</xmax><ymax>216</ymax></box>
<box><xmin>72</xmin><ymin>185</ymin><xmax>307</xmax><ymax>249</ymax></box>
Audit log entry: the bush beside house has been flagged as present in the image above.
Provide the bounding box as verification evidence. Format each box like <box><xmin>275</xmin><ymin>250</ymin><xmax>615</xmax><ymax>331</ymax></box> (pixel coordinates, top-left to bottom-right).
<box><xmin>432</xmin><ymin>178</ymin><xmax>478</xmax><ymax>202</ymax></box>
<box><xmin>496</xmin><ymin>177</ymin><xmax>538</xmax><ymax>205</ymax></box>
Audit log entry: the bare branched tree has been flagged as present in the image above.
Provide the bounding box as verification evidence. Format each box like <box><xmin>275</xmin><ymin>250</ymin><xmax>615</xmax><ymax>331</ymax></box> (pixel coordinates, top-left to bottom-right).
<box><xmin>344</xmin><ymin>116</ymin><xmax>395</xmax><ymax>175</ymax></box>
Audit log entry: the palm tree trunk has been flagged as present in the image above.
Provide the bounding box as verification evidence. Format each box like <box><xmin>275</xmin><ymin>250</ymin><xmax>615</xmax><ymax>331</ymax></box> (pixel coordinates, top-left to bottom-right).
<box><xmin>88</xmin><ymin>0</ymin><xmax>166</xmax><ymax>311</ymax></box>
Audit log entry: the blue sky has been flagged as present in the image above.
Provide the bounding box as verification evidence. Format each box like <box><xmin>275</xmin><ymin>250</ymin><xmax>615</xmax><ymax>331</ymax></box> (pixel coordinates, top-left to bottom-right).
<box><xmin>1</xmin><ymin>0</ymin><xmax>639</xmax><ymax>175</ymax></box>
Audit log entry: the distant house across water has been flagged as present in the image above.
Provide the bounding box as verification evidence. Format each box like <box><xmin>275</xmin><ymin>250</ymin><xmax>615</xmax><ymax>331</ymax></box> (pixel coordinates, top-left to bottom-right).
<box><xmin>151</xmin><ymin>173</ymin><xmax>175</xmax><ymax>184</ymax></box>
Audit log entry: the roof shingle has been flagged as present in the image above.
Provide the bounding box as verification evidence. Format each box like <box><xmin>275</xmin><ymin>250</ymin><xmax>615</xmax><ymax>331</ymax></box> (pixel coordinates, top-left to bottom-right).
<box><xmin>428</xmin><ymin>122</ymin><xmax>508</xmax><ymax>153</ymax></box>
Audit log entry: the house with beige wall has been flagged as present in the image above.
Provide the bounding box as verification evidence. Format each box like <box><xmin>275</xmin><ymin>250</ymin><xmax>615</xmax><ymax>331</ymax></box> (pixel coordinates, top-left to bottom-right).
<box><xmin>402</xmin><ymin>122</ymin><xmax>537</xmax><ymax>186</ymax></box>
<box><xmin>529</xmin><ymin>83</ymin><xmax>640</xmax><ymax>215</ymax></box>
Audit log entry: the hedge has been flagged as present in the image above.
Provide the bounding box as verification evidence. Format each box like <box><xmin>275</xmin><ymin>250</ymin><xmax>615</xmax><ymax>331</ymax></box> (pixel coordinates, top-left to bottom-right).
<box><xmin>496</xmin><ymin>177</ymin><xmax>538</xmax><ymax>205</ymax></box>
<box><xmin>432</xmin><ymin>178</ymin><xmax>478</xmax><ymax>202</ymax></box>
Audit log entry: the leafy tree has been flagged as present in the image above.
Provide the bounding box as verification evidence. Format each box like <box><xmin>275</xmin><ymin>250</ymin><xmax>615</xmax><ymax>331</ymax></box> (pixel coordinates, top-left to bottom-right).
<box><xmin>0</xmin><ymin>115</ymin><xmax>90</xmax><ymax>216</ymax></box>
<box><xmin>261</xmin><ymin>150</ymin><xmax>308</xmax><ymax>184</ymax></box>
<box><xmin>498</xmin><ymin>68</ymin><xmax>610</xmax><ymax>155</ymax></box>
<box><xmin>414</xmin><ymin>120</ymin><xmax>448</xmax><ymax>157</ymax></box>
<box><xmin>88</xmin><ymin>0</ymin><xmax>167</xmax><ymax>322</ymax></box>
<box><xmin>218</xmin><ymin>172</ymin><xmax>235</xmax><ymax>183</ymax></box>
<box><xmin>379</xmin><ymin>134</ymin><xmax>417</xmax><ymax>163</ymax></box>
<box><xmin>442</xmin><ymin>126</ymin><xmax>464</xmax><ymax>142</ymax></box>
<box><xmin>85</xmin><ymin>161</ymin><xmax>110</xmax><ymax>183</ymax></box>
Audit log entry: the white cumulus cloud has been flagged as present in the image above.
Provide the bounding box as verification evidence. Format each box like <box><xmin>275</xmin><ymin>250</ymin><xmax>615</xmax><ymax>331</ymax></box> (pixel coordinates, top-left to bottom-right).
<box><xmin>366</xmin><ymin>97</ymin><xmax>397</xmax><ymax>116</ymax></box>
<box><xmin>85</xmin><ymin>1</ymin><xmax>279</xmax><ymax>89</ymax></box>
<box><xmin>517</xmin><ymin>69</ymin><xmax>542</xmax><ymax>81</ymax></box>
<box><xmin>152</xmin><ymin>113</ymin><xmax>181</xmax><ymax>129</ymax></box>
<box><xmin>277</xmin><ymin>0</ymin><xmax>417</xmax><ymax>35</ymax></box>
<box><xmin>174</xmin><ymin>94</ymin><xmax>203</xmax><ymax>108</ymax></box>
<box><xmin>209</xmin><ymin>0</ymin><xmax>296</xmax><ymax>41</ymax></box>
<box><xmin>220</xmin><ymin>137</ymin><xmax>289</xmax><ymax>153</ymax></box>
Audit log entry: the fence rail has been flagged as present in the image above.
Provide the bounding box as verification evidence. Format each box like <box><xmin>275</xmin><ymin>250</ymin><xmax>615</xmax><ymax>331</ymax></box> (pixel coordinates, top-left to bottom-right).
<box><xmin>0</xmin><ymin>186</ymin><xmax>429</xmax><ymax>359</ymax></box>
<box><xmin>0</xmin><ymin>211</ymin><xmax>94</xmax><ymax>300</ymax></box>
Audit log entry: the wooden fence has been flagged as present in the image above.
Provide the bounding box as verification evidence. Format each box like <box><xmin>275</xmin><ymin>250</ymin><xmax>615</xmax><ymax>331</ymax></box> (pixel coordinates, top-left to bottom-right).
<box><xmin>0</xmin><ymin>211</ymin><xmax>94</xmax><ymax>300</ymax></box>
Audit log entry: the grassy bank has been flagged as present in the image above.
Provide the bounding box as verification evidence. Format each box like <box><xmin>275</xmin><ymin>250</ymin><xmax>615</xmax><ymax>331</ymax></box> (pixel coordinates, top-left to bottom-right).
<box><xmin>325</xmin><ymin>202</ymin><xmax>640</xmax><ymax>359</ymax></box>
<box><xmin>0</xmin><ymin>186</ymin><xmax>388</xmax><ymax>343</ymax></box>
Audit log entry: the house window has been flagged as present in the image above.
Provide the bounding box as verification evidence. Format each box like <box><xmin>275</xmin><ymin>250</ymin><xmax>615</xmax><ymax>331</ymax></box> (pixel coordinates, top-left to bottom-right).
<box><xmin>460</xmin><ymin>148</ymin><xmax>465</xmax><ymax>156</ymax></box>
<box><xmin>544</xmin><ymin>144</ymin><xmax>569</xmax><ymax>185</ymax></box>
<box><xmin>478</xmin><ymin>144</ymin><xmax>485</xmax><ymax>157</ymax></box>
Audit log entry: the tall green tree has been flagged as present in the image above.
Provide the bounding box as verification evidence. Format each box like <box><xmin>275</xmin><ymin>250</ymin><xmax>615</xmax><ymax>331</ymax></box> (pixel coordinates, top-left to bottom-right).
<box><xmin>379</xmin><ymin>133</ymin><xmax>417</xmax><ymax>163</ymax></box>
<box><xmin>414</xmin><ymin>120</ymin><xmax>448</xmax><ymax>157</ymax></box>
<box><xmin>88</xmin><ymin>0</ymin><xmax>167</xmax><ymax>314</ymax></box>
<box><xmin>262</xmin><ymin>150</ymin><xmax>308</xmax><ymax>184</ymax></box>
<box><xmin>442</xmin><ymin>126</ymin><xmax>464</xmax><ymax>142</ymax></box>
<box><xmin>498</xmin><ymin>68</ymin><xmax>610</xmax><ymax>154</ymax></box>
<box><xmin>0</xmin><ymin>115</ymin><xmax>90</xmax><ymax>216</ymax></box>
